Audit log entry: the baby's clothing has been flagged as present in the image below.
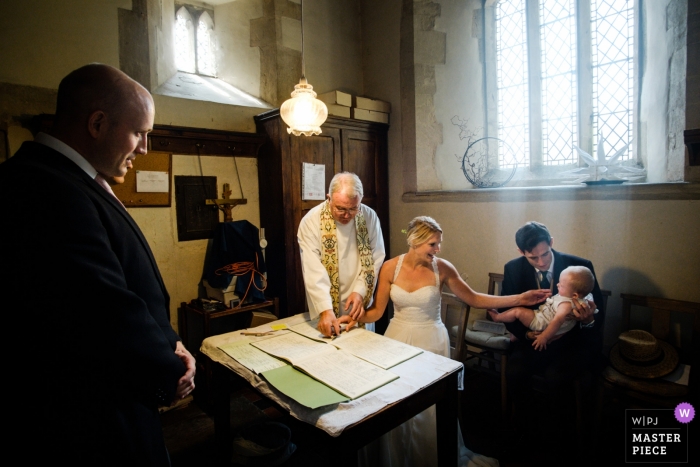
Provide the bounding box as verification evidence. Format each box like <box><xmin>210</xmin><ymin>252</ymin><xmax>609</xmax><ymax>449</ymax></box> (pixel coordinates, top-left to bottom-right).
<box><xmin>529</xmin><ymin>293</ymin><xmax>595</xmax><ymax>335</ymax></box>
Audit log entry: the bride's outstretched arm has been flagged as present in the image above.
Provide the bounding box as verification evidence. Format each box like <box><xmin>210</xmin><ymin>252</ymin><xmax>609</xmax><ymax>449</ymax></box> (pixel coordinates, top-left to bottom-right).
<box><xmin>441</xmin><ymin>259</ymin><xmax>550</xmax><ymax>309</ymax></box>
<box><xmin>339</xmin><ymin>258</ymin><xmax>394</xmax><ymax>329</ymax></box>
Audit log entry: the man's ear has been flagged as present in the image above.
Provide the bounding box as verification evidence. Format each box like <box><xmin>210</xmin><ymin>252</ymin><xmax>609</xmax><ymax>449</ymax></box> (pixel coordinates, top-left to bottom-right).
<box><xmin>517</xmin><ymin>248</ymin><xmax>525</xmax><ymax>256</ymax></box>
<box><xmin>87</xmin><ymin>110</ymin><xmax>107</xmax><ymax>139</ymax></box>
<box><xmin>549</xmin><ymin>238</ymin><xmax>554</xmax><ymax>248</ymax></box>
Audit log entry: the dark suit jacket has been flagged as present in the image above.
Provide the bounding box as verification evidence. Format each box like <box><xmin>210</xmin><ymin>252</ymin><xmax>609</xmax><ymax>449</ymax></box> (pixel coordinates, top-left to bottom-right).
<box><xmin>501</xmin><ymin>249</ymin><xmax>604</xmax><ymax>352</ymax></box>
<box><xmin>0</xmin><ymin>142</ymin><xmax>185</xmax><ymax>466</ymax></box>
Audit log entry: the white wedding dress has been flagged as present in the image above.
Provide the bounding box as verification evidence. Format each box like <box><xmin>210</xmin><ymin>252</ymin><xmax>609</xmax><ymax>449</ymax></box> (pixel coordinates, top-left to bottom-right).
<box><xmin>372</xmin><ymin>255</ymin><xmax>499</xmax><ymax>467</ymax></box>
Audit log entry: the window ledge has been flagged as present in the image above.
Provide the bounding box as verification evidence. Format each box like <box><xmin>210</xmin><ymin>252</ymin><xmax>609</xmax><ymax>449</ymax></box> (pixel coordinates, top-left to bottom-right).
<box><xmin>402</xmin><ymin>182</ymin><xmax>700</xmax><ymax>203</ymax></box>
<box><xmin>154</xmin><ymin>72</ymin><xmax>272</xmax><ymax>109</ymax></box>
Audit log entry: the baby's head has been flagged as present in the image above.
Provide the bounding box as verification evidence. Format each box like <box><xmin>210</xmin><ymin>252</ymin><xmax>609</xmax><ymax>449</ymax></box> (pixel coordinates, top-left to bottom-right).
<box><xmin>557</xmin><ymin>266</ymin><xmax>594</xmax><ymax>299</ymax></box>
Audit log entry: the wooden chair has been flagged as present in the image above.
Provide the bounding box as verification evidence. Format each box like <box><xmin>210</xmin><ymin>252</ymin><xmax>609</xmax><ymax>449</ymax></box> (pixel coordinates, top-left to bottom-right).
<box><xmin>598</xmin><ymin>294</ymin><xmax>700</xmax><ymax>408</ymax></box>
<box><xmin>440</xmin><ymin>291</ymin><xmax>471</xmax><ymax>430</ymax></box>
<box><xmin>462</xmin><ymin>273</ymin><xmax>510</xmax><ymax>420</ymax></box>
<box><xmin>440</xmin><ymin>292</ymin><xmax>470</xmax><ymax>361</ymax></box>
<box><xmin>594</xmin><ymin>294</ymin><xmax>700</xmax><ymax>459</ymax></box>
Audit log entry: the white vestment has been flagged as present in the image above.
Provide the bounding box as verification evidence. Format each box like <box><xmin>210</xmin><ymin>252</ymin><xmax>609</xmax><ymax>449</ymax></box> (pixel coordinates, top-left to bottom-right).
<box><xmin>297</xmin><ymin>203</ymin><xmax>385</xmax><ymax>322</ymax></box>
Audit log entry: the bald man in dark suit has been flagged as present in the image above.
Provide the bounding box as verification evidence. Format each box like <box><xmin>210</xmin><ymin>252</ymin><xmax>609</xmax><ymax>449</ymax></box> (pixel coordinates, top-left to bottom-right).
<box><xmin>0</xmin><ymin>64</ymin><xmax>195</xmax><ymax>466</ymax></box>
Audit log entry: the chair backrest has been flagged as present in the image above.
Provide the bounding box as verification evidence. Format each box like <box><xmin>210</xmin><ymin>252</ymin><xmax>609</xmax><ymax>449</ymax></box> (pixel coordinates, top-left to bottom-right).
<box><xmin>440</xmin><ymin>292</ymin><xmax>470</xmax><ymax>361</ymax></box>
<box><xmin>488</xmin><ymin>273</ymin><xmax>504</xmax><ymax>296</ymax></box>
<box><xmin>620</xmin><ymin>294</ymin><xmax>700</xmax><ymax>366</ymax></box>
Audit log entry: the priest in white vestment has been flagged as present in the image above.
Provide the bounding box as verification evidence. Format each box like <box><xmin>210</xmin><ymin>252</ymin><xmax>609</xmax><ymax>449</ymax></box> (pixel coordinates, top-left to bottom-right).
<box><xmin>297</xmin><ymin>172</ymin><xmax>385</xmax><ymax>337</ymax></box>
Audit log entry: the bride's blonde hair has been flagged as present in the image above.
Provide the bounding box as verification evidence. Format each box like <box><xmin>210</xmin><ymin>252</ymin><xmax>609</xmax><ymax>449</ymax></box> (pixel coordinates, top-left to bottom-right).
<box><xmin>406</xmin><ymin>216</ymin><xmax>442</xmax><ymax>248</ymax></box>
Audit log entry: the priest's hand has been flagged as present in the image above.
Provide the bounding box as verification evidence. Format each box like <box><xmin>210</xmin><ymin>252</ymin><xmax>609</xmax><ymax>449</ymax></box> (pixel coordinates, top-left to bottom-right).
<box><xmin>344</xmin><ymin>292</ymin><xmax>365</xmax><ymax>322</ymax></box>
<box><xmin>318</xmin><ymin>309</ymin><xmax>341</xmax><ymax>337</ymax></box>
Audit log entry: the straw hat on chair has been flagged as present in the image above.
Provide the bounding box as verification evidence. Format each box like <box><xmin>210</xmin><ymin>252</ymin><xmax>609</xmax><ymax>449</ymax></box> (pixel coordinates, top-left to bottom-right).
<box><xmin>609</xmin><ymin>329</ymin><xmax>679</xmax><ymax>379</ymax></box>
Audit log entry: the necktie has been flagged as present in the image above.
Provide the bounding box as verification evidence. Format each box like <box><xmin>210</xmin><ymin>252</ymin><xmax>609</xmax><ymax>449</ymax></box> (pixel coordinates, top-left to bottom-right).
<box><xmin>539</xmin><ymin>270</ymin><xmax>550</xmax><ymax>290</ymax></box>
<box><xmin>94</xmin><ymin>174</ymin><xmax>125</xmax><ymax>208</ymax></box>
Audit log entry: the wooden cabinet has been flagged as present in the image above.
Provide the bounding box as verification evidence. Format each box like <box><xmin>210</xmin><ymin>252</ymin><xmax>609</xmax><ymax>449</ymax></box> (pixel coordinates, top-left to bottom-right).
<box><xmin>255</xmin><ymin>109</ymin><xmax>389</xmax><ymax>318</ymax></box>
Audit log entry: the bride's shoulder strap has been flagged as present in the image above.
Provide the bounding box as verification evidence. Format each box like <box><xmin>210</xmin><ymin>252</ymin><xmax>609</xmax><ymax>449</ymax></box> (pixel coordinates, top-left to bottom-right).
<box><xmin>393</xmin><ymin>254</ymin><xmax>405</xmax><ymax>281</ymax></box>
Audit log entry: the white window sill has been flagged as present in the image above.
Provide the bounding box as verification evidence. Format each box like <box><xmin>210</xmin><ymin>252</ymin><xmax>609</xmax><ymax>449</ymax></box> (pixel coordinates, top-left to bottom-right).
<box><xmin>402</xmin><ymin>182</ymin><xmax>700</xmax><ymax>203</ymax></box>
<box><xmin>154</xmin><ymin>72</ymin><xmax>272</xmax><ymax>109</ymax></box>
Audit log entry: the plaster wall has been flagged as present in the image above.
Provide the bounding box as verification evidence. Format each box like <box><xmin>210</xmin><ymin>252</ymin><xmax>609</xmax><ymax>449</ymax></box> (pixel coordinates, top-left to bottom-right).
<box><xmin>215</xmin><ymin>0</ymin><xmax>263</xmax><ymax>98</ymax></box>
<box><xmin>363</xmin><ymin>0</ymin><xmax>700</xmax><ymax>353</ymax></box>
<box><xmin>640</xmin><ymin>0</ymin><xmax>687</xmax><ymax>183</ymax></box>
<box><xmin>0</xmin><ymin>0</ymin><xmax>265</xmax><ymax>327</ymax></box>
<box><xmin>155</xmin><ymin>0</ymin><xmax>177</xmax><ymax>89</ymax></box>
<box><xmin>0</xmin><ymin>0</ymin><xmax>131</xmax><ymax>87</ymax></box>
<box><xmin>301</xmin><ymin>0</ymin><xmax>364</xmax><ymax>96</ymax></box>
<box><xmin>432</xmin><ymin>0</ymin><xmax>484</xmax><ymax>191</ymax></box>
<box><xmin>131</xmin><ymin>155</ymin><xmax>260</xmax><ymax>319</ymax></box>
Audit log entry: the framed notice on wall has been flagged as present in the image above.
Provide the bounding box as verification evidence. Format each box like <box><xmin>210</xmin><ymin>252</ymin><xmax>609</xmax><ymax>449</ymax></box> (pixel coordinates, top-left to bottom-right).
<box><xmin>302</xmin><ymin>162</ymin><xmax>325</xmax><ymax>200</ymax></box>
<box><xmin>112</xmin><ymin>152</ymin><xmax>172</xmax><ymax>207</ymax></box>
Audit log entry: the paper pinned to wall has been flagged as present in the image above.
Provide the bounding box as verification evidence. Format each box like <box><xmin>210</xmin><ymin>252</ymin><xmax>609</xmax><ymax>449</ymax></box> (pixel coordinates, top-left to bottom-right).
<box><xmin>302</xmin><ymin>163</ymin><xmax>325</xmax><ymax>200</ymax></box>
<box><xmin>136</xmin><ymin>170</ymin><xmax>169</xmax><ymax>193</ymax></box>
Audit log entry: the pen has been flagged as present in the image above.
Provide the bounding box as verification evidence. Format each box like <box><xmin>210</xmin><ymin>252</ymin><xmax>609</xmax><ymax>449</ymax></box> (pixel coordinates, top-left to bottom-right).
<box><xmin>240</xmin><ymin>331</ymin><xmax>273</xmax><ymax>336</ymax></box>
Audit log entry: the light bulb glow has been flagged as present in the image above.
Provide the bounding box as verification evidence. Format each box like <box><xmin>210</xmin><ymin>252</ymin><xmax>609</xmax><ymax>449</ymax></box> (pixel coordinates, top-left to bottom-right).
<box><xmin>280</xmin><ymin>80</ymin><xmax>328</xmax><ymax>136</ymax></box>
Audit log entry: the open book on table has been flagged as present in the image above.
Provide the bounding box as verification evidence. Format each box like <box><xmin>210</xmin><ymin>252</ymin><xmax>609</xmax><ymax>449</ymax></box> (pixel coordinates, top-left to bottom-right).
<box><xmin>251</xmin><ymin>331</ymin><xmax>399</xmax><ymax>400</ymax></box>
<box><xmin>290</xmin><ymin>319</ymin><xmax>423</xmax><ymax>369</ymax></box>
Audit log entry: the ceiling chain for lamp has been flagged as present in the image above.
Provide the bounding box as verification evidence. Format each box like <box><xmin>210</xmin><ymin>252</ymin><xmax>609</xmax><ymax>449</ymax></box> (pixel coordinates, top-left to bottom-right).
<box><xmin>280</xmin><ymin>0</ymin><xmax>328</xmax><ymax>136</ymax></box>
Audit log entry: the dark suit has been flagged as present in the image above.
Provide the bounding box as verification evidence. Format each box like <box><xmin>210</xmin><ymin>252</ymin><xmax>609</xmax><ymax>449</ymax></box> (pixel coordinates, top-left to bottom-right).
<box><xmin>500</xmin><ymin>249</ymin><xmax>603</xmax><ymax>436</ymax></box>
<box><xmin>0</xmin><ymin>142</ymin><xmax>185</xmax><ymax>466</ymax></box>
<box><xmin>501</xmin><ymin>249</ymin><xmax>604</xmax><ymax>347</ymax></box>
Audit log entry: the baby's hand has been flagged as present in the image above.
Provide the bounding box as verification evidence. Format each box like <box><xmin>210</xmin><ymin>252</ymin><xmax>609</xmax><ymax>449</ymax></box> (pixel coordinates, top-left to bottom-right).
<box><xmin>532</xmin><ymin>336</ymin><xmax>547</xmax><ymax>351</ymax></box>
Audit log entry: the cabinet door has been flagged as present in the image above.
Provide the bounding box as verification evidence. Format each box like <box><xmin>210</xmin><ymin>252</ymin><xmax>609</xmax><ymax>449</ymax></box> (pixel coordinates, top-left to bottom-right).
<box><xmin>286</xmin><ymin>127</ymin><xmax>342</xmax><ymax>315</ymax></box>
<box><xmin>341</xmin><ymin>129</ymin><xmax>380</xmax><ymax>210</ymax></box>
<box><xmin>291</xmin><ymin>127</ymin><xmax>342</xmax><ymax>224</ymax></box>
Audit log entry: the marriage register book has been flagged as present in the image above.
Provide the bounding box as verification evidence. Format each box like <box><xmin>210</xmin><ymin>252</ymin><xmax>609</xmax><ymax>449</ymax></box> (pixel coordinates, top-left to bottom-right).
<box><xmin>250</xmin><ymin>331</ymin><xmax>399</xmax><ymax>400</ymax></box>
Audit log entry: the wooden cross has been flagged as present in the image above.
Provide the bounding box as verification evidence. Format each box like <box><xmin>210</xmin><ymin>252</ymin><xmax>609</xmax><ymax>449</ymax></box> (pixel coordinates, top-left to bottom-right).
<box><xmin>205</xmin><ymin>183</ymin><xmax>247</xmax><ymax>222</ymax></box>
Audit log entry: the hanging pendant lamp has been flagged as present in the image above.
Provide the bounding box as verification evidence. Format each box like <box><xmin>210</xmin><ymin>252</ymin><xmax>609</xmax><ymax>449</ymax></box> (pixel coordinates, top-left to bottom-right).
<box><xmin>280</xmin><ymin>0</ymin><xmax>328</xmax><ymax>136</ymax></box>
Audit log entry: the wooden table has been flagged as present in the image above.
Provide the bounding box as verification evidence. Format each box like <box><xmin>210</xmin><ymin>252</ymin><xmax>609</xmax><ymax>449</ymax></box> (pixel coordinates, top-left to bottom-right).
<box><xmin>200</xmin><ymin>314</ymin><xmax>462</xmax><ymax>466</ymax></box>
<box><xmin>179</xmin><ymin>298</ymin><xmax>278</xmax><ymax>409</ymax></box>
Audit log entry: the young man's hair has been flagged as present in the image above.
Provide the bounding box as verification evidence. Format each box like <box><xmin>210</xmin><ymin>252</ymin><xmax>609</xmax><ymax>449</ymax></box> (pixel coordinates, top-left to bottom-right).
<box><xmin>515</xmin><ymin>221</ymin><xmax>552</xmax><ymax>252</ymax></box>
<box><xmin>562</xmin><ymin>266</ymin><xmax>595</xmax><ymax>296</ymax></box>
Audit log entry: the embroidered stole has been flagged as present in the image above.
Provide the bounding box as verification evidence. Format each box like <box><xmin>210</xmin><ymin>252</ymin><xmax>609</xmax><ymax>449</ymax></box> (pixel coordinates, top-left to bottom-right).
<box><xmin>319</xmin><ymin>200</ymin><xmax>376</xmax><ymax>317</ymax></box>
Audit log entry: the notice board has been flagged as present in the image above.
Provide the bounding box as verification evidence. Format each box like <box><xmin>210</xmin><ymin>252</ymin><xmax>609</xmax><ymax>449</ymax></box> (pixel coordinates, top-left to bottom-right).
<box><xmin>112</xmin><ymin>152</ymin><xmax>172</xmax><ymax>207</ymax></box>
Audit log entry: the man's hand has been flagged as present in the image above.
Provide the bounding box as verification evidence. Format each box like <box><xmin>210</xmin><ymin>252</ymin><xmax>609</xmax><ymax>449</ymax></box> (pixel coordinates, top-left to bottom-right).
<box><xmin>571</xmin><ymin>298</ymin><xmax>596</xmax><ymax>324</ymax></box>
<box><xmin>172</xmin><ymin>341</ymin><xmax>196</xmax><ymax>405</ymax></box>
<box><xmin>317</xmin><ymin>309</ymin><xmax>341</xmax><ymax>337</ymax></box>
<box><xmin>344</xmin><ymin>292</ymin><xmax>365</xmax><ymax>322</ymax></box>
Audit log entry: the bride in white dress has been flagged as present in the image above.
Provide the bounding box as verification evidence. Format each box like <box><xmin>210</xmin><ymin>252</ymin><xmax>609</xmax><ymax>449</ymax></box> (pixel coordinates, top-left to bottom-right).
<box><xmin>341</xmin><ymin>216</ymin><xmax>550</xmax><ymax>467</ymax></box>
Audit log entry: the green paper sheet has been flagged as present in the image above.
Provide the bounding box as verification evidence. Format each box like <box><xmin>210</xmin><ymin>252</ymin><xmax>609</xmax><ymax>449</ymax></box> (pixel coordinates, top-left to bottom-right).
<box><xmin>261</xmin><ymin>365</ymin><xmax>348</xmax><ymax>409</ymax></box>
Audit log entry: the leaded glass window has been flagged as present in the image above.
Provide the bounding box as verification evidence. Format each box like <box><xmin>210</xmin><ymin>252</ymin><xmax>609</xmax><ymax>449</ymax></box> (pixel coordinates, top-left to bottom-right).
<box><xmin>496</xmin><ymin>0</ymin><xmax>529</xmax><ymax>168</ymax></box>
<box><xmin>175</xmin><ymin>6</ymin><xmax>195</xmax><ymax>73</ymax></box>
<box><xmin>591</xmin><ymin>0</ymin><xmax>634</xmax><ymax>162</ymax></box>
<box><xmin>174</xmin><ymin>5</ymin><xmax>216</xmax><ymax>77</ymax></box>
<box><xmin>494</xmin><ymin>0</ymin><xmax>635</xmax><ymax>168</ymax></box>
<box><xmin>197</xmin><ymin>12</ymin><xmax>216</xmax><ymax>77</ymax></box>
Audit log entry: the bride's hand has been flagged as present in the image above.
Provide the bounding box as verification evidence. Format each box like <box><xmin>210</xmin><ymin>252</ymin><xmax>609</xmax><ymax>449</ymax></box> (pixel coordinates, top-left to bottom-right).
<box><xmin>520</xmin><ymin>289</ymin><xmax>551</xmax><ymax>305</ymax></box>
<box><xmin>337</xmin><ymin>315</ymin><xmax>358</xmax><ymax>333</ymax></box>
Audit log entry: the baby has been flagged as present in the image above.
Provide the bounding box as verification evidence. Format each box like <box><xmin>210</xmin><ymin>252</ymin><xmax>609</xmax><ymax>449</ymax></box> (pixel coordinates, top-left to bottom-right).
<box><xmin>488</xmin><ymin>265</ymin><xmax>595</xmax><ymax>350</ymax></box>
